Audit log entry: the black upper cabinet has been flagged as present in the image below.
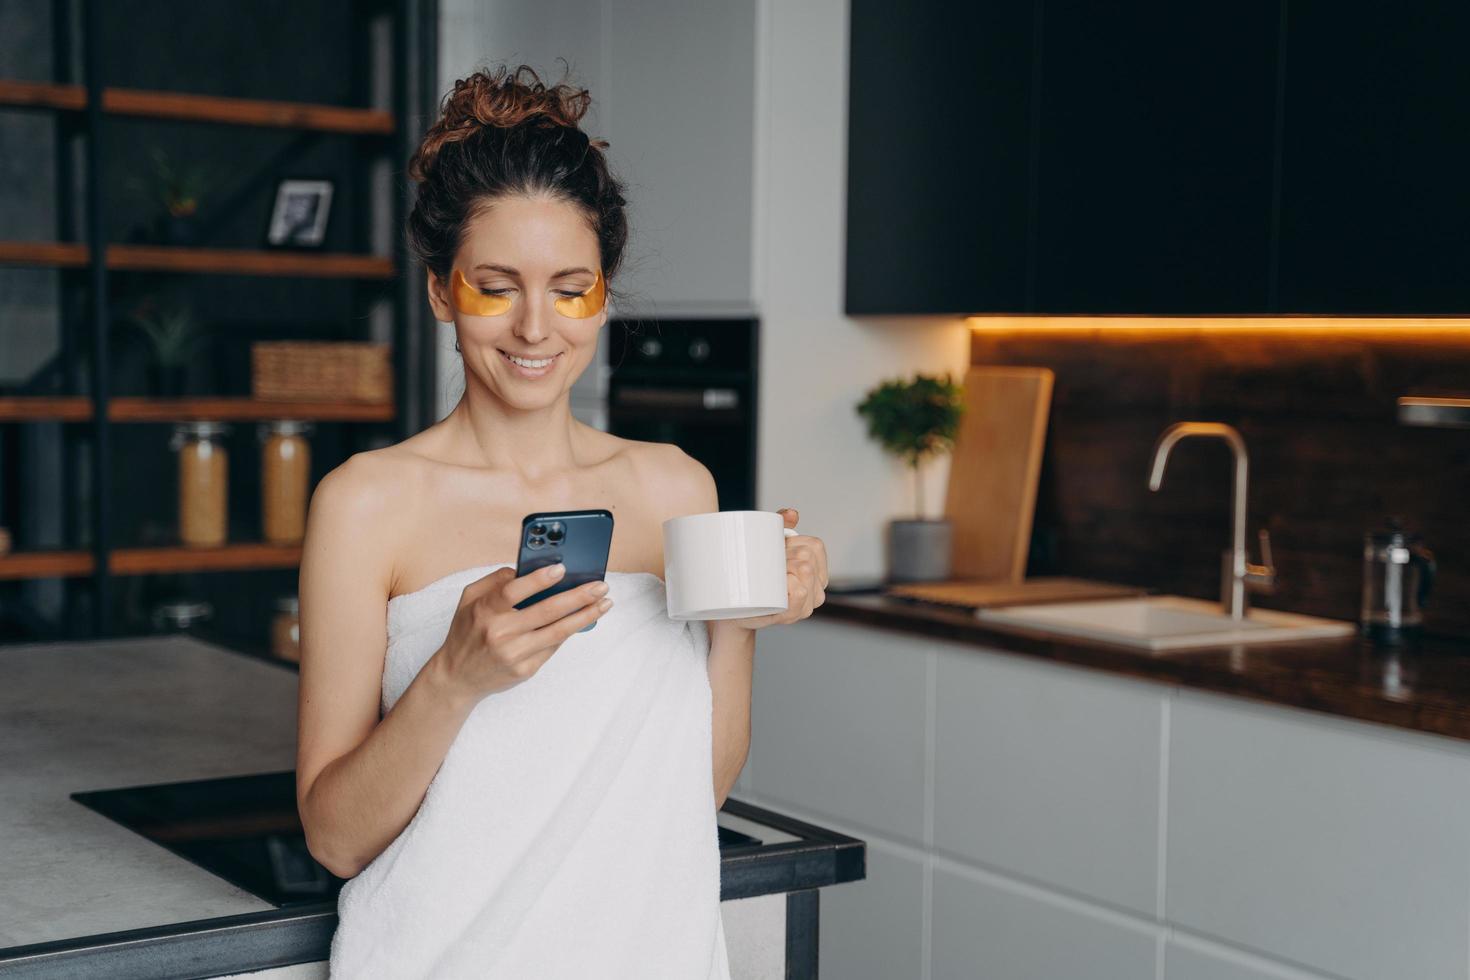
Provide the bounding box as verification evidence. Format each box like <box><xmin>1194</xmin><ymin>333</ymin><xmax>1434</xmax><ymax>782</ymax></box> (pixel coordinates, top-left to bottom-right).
<box><xmin>1277</xmin><ymin>1</ymin><xmax>1470</xmax><ymax>314</ymax></box>
<box><xmin>845</xmin><ymin>0</ymin><xmax>1034</xmax><ymax>315</ymax></box>
<box><xmin>846</xmin><ymin>0</ymin><xmax>1470</xmax><ymax>317</ymax></box>
<box><xmin>1033</xmin><ymin>1</ymin><xmax>1280</xmax><ymax>314</ymax></box>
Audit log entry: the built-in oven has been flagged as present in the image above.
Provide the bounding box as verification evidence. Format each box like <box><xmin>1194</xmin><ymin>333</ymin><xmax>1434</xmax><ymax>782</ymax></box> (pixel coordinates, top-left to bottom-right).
<box><xmin>606</xmin><ymin>317</ymin><xmax>758</xmax><ymax>512</ymax></box>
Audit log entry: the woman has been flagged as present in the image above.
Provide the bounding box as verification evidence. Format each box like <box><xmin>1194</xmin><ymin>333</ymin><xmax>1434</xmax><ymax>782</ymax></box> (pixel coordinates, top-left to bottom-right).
<box><xmin>295</xmin><ymin>64</ymin><xmax>828</xmax><ymax>978</ymax></box>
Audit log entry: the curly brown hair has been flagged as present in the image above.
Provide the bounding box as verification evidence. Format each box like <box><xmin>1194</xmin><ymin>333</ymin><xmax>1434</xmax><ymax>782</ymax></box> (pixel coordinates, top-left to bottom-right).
<box><xmin>406</xmin><ymin>63</ymin><xmax>629</xmax><ymax>292</ymax></box>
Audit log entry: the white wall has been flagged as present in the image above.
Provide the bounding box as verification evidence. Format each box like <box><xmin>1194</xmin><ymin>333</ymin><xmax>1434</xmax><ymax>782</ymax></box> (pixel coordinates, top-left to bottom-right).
<box><xmin>436</xmin><ymin>0</ymin><xmax>972</xmax><ymax>578</ymax></box>
<box><xmin>749</xmin><ymin>0</ymin><xmax>969</xmax><ymax>576</ymax></box>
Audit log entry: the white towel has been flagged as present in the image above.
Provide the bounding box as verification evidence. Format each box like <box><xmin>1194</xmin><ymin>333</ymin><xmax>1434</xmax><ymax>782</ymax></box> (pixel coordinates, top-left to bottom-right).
<box><xmin>328</xmin><ymin>564</ymin><xmax>731</xmax><ymax>979</ymax></box>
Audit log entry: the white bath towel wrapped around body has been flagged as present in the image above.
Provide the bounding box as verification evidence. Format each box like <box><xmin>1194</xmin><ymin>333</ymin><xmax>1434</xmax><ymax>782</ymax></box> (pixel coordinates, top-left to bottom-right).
<box><xmin>328</xmin><ymin>563</ymin><xmax>731</xmax><ymax>979</ymax></box>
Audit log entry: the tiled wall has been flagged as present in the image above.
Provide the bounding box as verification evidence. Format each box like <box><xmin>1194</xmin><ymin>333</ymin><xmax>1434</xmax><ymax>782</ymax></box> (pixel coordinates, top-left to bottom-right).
<box><xmin>969</xmin><ymin>321</ymin><xmax>1470</xmax><ymax>639</ymax></box>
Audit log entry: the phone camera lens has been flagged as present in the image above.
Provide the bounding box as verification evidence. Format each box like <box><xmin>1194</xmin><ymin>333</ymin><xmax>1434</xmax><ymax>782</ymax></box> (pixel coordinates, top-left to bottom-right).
<box><xmin>547</xmin><ymin>527</ymin><xmax>564</xmax><ymax>542</ymax></box>
<box><xmin>530</xmin><ymin>523</ymin><xmax>546</xmax><ymax>536</ymax></box>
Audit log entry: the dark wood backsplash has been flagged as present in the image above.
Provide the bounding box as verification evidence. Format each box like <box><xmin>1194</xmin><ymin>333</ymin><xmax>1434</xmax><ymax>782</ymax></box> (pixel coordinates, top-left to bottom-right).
<box><xmin>970</xmin><ymin>325</ymin><xmax>1470</xmax><ymax>639</ymax></box>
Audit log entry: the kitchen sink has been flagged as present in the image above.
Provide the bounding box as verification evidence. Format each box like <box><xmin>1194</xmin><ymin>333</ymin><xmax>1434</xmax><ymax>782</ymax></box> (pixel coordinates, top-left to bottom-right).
<box><xmin>975</xmin><ymin>595</ymin><xmax>1356</xmax><ymax>651</ymax></box>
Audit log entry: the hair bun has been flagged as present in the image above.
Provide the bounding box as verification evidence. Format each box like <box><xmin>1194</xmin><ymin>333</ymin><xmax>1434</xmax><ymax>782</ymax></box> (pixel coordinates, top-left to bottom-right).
<box><xmin>409</xmin><ymin>64</ymin><xmax>596</xmax><ymax>183</ymax></box>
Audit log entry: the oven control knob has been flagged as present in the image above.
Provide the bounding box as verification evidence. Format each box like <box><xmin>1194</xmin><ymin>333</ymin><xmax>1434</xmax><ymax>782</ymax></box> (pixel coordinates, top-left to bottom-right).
<box><xmin>688</xmin><ymin>339</ymin><xmax>711</xmax><ymax>363</ymax></box>
<box><xmin>637</xmin><ymin>337</ymin><xmax>662</xmax><ymax>359</ymax></box>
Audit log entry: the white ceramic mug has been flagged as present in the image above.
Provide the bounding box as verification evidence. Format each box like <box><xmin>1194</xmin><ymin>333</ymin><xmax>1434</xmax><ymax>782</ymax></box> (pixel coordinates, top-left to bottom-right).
<box><xmin>662</xmin><ymin>510</ymin><xmax>798</xmax><ymax>621</ymax></box>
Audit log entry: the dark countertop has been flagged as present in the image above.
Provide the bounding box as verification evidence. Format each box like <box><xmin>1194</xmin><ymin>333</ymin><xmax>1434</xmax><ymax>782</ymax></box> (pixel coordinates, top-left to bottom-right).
<box><xmin>816</xmin><ymin>586</ymin><xmax>1470</xmax><ymax>742</ymax></box>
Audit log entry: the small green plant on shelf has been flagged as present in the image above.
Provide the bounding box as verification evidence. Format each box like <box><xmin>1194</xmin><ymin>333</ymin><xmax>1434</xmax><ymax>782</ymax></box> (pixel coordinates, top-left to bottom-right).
<box><xmin>125</xmin><ymin>299</ymin><xmax>205</xmax><ymax>397</ymax></box>
<box><xmin>125</xmin><ymin>146</ymin><xmax>211</xmax><ymax>245</ymax></box>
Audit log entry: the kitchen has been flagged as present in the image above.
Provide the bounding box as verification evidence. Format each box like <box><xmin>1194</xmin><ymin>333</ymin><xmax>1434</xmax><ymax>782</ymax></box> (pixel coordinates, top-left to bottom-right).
<box><xmin>2</xmin><ymin>0</ymin><xmax>1468</xmax><ymax>978</ymax></box>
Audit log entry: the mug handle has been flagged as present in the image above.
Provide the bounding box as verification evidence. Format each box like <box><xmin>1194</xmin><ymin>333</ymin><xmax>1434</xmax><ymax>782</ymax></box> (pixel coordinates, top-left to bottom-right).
<box><xmin>784</xmin><ymin>528</ymin><xmax>798</xmax><ymax>538</ymax></box>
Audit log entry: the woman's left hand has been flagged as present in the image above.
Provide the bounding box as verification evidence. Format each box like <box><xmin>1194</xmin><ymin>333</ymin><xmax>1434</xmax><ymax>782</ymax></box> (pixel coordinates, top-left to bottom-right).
<box><xmin>723</xmin><ymin>507</ymin><xmax>828</xmax><ymax>631</ymax></box>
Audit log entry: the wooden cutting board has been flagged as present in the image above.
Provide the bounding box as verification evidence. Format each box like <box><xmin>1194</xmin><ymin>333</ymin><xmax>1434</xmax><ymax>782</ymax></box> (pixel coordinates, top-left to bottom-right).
<box><xmin>883</xmin><ymin>577</ymin><xmax>1145</xmax><ymax>610</ymax></box>
<box><xmin>944</xmin><ymin>366</ymin><xmax>1055</xmax><ymax>582</ymax></box>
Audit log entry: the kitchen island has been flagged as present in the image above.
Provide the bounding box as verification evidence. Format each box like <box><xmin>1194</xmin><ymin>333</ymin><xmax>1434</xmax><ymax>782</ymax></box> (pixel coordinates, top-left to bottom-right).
<box><xmin>0</xmin><ymin>636</ymin><xmax>863</xmax><ymax>979</ymax></box>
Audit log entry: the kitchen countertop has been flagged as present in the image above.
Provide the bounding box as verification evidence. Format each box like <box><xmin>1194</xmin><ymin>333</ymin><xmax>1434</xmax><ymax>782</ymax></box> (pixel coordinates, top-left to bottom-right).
<box><xmin>817</xmin><ymin>584</ymin><xmax>1470</xmax><ymax>741</ymax></box>
<box><xmin>0</xmin><ymin>635</ymin><xmax>862</xmax><ymax>978</ymax></box>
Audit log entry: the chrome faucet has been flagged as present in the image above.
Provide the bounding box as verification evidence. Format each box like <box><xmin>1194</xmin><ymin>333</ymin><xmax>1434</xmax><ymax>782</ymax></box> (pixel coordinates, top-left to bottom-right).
<box><xmin>1147</xmin><ymin>422</ymin><xmax>1276</xmax><ymax>620</ymax></box>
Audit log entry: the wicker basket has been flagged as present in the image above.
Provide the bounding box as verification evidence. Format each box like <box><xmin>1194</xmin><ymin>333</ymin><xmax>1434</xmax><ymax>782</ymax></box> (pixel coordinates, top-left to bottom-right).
<box><xmin>251</xmin><ymin>342</ymin><xmax>392</xmax><ymax>403</ymax></box>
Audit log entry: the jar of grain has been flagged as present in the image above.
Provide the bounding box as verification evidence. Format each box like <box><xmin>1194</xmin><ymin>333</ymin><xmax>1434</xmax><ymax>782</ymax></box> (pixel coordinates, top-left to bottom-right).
<box><xmin>259</xmin><ymin>420</ymin><xmax>313</xmax><ymax>544</ymax></box>
<box><xmin>169</xmin><ymin>421</ymin><xmax>230</xmax><ymax>547</ymax></box>
<box><xmin>271</xmin><ymin>595</ymin><xmax>300</xmax><ymax>662</ymax></box>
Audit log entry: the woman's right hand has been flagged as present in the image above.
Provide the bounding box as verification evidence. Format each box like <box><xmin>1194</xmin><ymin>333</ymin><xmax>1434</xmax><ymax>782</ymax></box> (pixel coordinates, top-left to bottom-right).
<box><xmin>433</xmin><ymin>564</ymin><xmax>612</xmax><ymax>703</ymax></box>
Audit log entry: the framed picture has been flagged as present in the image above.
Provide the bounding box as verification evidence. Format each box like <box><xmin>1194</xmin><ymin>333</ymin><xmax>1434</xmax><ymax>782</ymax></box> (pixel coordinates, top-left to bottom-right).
<box><xmin>265</xmin><ymin>178</ymin><xmax>334</xmax><ymax>249</ymax></box>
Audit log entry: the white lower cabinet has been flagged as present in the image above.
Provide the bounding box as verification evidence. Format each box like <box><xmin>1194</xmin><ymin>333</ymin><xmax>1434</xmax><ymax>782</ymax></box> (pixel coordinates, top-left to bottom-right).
<box><xmin>748</xmin><ymin>619</ymin><xmax>1470</xmax><ymax>979</ymax></box>
<box><xmin>934</xmin><ymin>644</ymin><xmax>1165</xmax><ymax>916</ymax></box>
<box><xmin>931</xmin><ymin>865</ymin><xmax>1158</xmax><ymax>980</ymax></box>
<box><xmin>748</xmin><ymin>621</ymin><xmax>929</xmax><ymax>844</ymax></box>
<box><xmin>1167</xmin><ymin>690</ymin><xmax>1470</xmax><ymax>980</ymax></box>
<box><xmin>819</xmin><ymin>840</ymin><xmax>926</xmax><ymax>980</ymax></box>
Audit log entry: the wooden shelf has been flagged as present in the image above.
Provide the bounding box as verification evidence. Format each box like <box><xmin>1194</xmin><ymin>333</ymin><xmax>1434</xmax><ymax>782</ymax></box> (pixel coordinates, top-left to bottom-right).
<box><xmin>111</xmin><ymin>543</ymin><xmax>302</xmax><ymax>574</ymax></box>
<box><xmin>0</xmin><ymin>397</ymin><xmax>394</xmax><ymax>423</ymax></box>
<box><xmin>109</xmin><ymin>398</ymin><xmax>395</xmax><ymax>422</ymax></box>
<box><xmin>0</xmin><ymin>241</ymin><xmax>393</xmax><ymax>279</ymax></box>
<box><xmin>0</xmin><ymin>80</ymin><xmax>83</xmax><ymax>111</ymax></box>
<box><xmin>0</xmin><ymin>397</ymin><xmax>92</xmax><ymax>422</ymax></box>
<box><xmin>0</xmin><ymin>79</ymin><xmax>394</xmax><ymax>135</ymax></box>
<box><xmin>108</xmin><ymin>244</ymin><xmax>395</xmax><ymax>278</ymax></box>
<box><xmin>0</xmin><ymin>543</ymin><xmax>303</xmax><ymax>579</ymax></box>
<box><xmin>0</xmin><ymin>241</ymin><xmax>87</xmax><ymax>268</ymax></box>
<box><xmin>0</xmin><ymin>551</ymin><xmax>93</xmax><ymax>580</ymax></box>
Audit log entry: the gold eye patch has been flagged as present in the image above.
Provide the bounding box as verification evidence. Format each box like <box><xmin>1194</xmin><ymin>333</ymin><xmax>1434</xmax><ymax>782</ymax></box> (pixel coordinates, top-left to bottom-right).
<box><xmin>449</xmin><ymin>268</ymin><xmax>512</xmax><ymax>316</ymax></box>
<box><xmin>447</xmin><ymin>267</ymin><xmax>606</xmax><ymax>319</ymax></box>
<box><xmin>553</xmin><ymin>268</ymin><xmax>606</xmax><ymax>319</ymax></box>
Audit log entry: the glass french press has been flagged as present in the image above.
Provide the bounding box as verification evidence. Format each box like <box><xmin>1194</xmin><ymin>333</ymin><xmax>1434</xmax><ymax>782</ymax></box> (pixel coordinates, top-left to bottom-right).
<box><xmin>1360</xmin><ymin>520</ymin><xmax>1435</xmax><ymax>644</ymax></box>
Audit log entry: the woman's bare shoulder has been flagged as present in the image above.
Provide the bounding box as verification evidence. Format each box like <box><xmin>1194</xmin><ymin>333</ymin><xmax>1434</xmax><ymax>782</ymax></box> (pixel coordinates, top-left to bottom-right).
<box><xmin>302</xmin><ymin>444</ymin><xmax>431</xmax><ymax>599</ymax></box>
<box><xmin>308</xmin><ymin>443</ymin><xmax>428</xmax><ymax>529</ymax></box>
<box><xmin>320</xmin><ymin>443</ymin><xmax>426</xmax><ymax>505</ymax></box>
<box><xmin>624</xmin><ymin>439</ymin><xmax>718</xmax><ymax>517</ymax></box>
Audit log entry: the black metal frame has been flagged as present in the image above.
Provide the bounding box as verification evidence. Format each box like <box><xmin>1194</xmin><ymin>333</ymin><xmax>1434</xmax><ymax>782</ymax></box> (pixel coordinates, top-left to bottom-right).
<box><xmin>12</xmin><ymin>0</ymin><xmax>438</xmax><ymax>637</ymax></box>
<box><xmin>81</xmin><ymin>0</ymin><xmax>110</xmax><ymax>634</ymax></box>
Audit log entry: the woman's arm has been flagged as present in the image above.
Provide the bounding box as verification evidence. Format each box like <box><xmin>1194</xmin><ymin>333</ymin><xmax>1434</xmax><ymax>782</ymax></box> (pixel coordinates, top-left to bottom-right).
<box><xmin>707</xmin><ymin>619</ymin><xmax>755</xmax><ymax>808</ymax></box>
<box><xmin>660</xmin><ymin>447</ymin><xmax>754</xmax><ymax>808</ymax></box>
<box><xmin>296</xmin><ymin>456</ymin><xmax>609</xmax><ymax>877</ymax></box>
<box><xmin>656</xmin><ymin>447</ymin><xmax>829</xmax><ymax>810</ymax></box>
<box><xmin>295</xmin><ymin>456</ymin><xmax>476</xmax><ymax>878</ymax></box>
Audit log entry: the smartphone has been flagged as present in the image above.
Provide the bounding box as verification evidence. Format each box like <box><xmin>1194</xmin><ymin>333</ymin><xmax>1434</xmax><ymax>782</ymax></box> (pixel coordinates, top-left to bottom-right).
<box><xmin>513</xmin><ymin>509</ymin><xmax>614</xmax><ymax>633</ymax></box>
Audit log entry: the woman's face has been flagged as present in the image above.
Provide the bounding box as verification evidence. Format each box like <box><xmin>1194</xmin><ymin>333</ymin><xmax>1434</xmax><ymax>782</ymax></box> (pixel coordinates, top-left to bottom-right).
<box><xmin>427</xmin><ymin>193</ymin><xmax>608</xmax><ymax>406</ymax></box>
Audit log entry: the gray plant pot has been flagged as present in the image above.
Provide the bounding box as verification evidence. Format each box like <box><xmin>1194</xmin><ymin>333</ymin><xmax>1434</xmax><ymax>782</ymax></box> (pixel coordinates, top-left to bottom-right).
<box><xmin>886</xmin><ymin>518</ymin><xmax>952</xmax><ymax>583</ymax></box>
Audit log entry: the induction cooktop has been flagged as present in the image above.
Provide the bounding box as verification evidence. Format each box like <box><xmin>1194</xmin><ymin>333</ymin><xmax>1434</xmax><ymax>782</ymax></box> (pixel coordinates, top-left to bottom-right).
<box><xmin>72</xmin><ymin>770</ymin><xmax>764</xmax><ymax>909</ymax></box>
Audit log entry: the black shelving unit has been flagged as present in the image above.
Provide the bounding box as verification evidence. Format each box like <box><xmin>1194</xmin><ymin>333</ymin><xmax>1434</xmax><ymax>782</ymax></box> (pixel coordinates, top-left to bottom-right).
<box><xmin>0</xmin><ymin>0</ymin><xmax>440</xmax><ymax>638</ymax></box>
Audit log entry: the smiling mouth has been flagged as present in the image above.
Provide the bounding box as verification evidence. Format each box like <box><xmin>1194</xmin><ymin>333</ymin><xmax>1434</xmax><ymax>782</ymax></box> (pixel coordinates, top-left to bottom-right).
<box><xmin>497</xmin><ymin>349</ymin><xmax>563</xmax><ymax>375</ymax></box>
<box><xmin>498</xmin><ymin>349</ymin><xmax>562</xmax><ymax>361</ymax></box>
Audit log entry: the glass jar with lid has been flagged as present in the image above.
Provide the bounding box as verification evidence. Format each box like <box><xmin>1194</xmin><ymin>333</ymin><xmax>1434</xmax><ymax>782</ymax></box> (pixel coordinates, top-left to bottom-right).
<box><xmin>169</xmin><ymin>421</ymin><xmax>230</xmax><ymax>547</ymax></box>
<box><xmin>259</xmin><ymin>420</ymin><xmax>313</xmax><ymax>544</ymax></box>
<box><xmin>271</xmin><ymin>595</ymin><xmax>301</xmax><ymax>661</ymax></box>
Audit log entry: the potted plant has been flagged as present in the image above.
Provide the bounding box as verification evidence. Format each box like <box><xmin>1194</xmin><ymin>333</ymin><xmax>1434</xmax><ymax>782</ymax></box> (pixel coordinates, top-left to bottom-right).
<box><xmin>125</xmin><ymin>301</ymin><xmax>205</xmax><ymax>397</ymax></box>
<box><xmin>126</xmin><ymin>146</ymin><xmax>208</xmax><ymax>246</ymax></box>
<box><xmin>856</xmin><ymin>372</ymin><xmax>966</xmax><ymax>583</ymax></box>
